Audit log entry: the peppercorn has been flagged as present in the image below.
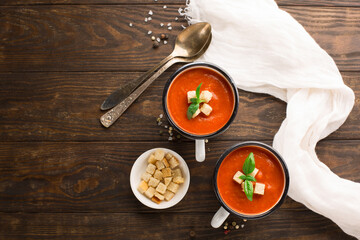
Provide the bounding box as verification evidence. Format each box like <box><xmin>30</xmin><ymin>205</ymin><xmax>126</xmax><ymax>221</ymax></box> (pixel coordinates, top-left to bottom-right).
<box><xmin>153</xmin><ymin>42</ymin><xmax>159</xmax><ymax>48</ymax></box>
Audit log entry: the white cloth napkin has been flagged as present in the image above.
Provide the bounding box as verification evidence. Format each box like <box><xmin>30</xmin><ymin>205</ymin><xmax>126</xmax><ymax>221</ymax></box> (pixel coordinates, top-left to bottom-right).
<box><xmin>182</xmin><ymin>0</ymin><xmax>359</xmax><ymax>238</ymax></box>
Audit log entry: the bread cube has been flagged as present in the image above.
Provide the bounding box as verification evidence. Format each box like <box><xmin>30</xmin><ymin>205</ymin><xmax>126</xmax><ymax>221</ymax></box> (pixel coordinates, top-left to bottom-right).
<box><xmin>173</xmin><ymin>176</ymin><xmax>185</xmax><ymax>184</ymax></box>
<box><xmin>154</xmin><ymin>149</ymin><xmax>165</xmax><ymax>161</ymax></box>
<box><xmin>248</xmin><ymin>168</ymin><xmax>259</xmax><ymax>178</ymax></box>
<box><xmin>172</xmin><ymin>168</ymin><xmax>182</xmax><ymax>178</ymax></box>
<box><xmin>187</xmin><ymin>90</ymin><xmax>196</xmax><ymax>103</ymax></box>
<box><xmin>169</xmin><ymin>157</ymin><xmax>179</xmax><ymax>169</ymax></box>
<box><xmin>137</xmin><ymin>180</ymin><xmax>148</xmax><ymax>194</ymax></box>
<box><xmin>161</xmin><ymin>168</ymin><xmax>172</xmax><ymax>178</ymax></box>
<box><xmin>147</xmin><ymin>154</ymin><xmax>157</xmax><ymax>164</ymax></box>
<box><xmin>164</xmin><ymin>177</ymin><xmax>172</xmax><ymax>186</ymax></box>
<box><xmin>233</xmin><ymin>171</ymin><xmax>245</xmax><ymax>185</ymax></box>
<box><xmin>168</xmin><ymin>182</ymin><xmax>179</xmax><ymax>193</ymax></box>
<box><xmin>254</xmin><ymin>183</ymin><xmax>265</xmax><ymax>195</ymax></box>
<box><xmin>156</xmin><ymin>182</ymin><xmax>167</xmax><ymax>195</ymax></box>
<box><xmin>200</xmin><ymin>103</ymin><xmax>212</xmax><ymax>116</ymax></box>
<box><xmin>154</xmin><ymin>192</ymin><xmax>165</xmax><ymax>201</ymax></box>
<box><xmin>144</xmin><ymin>187</ymin><xmax>156</xmax><ymax>198</ymax></box>
<box><xmin>141</xmin><ymin>172</ymin><xmax>152</xmax><ymax>182</ymax></box>
<box><xmin>148</xmin><ymin>177</ymin><xmax>160</xmax><ymax>188</ymax></box>
<box><xmin>155</xmin><ymin>160</ymin><xmax>165</xmax><ymax>170</ymax></box>
<box><xmin>199</xmin><ymin>90</ymin><xmax>212</xmax><ymax>103</ymax></box>
<box><xmin>192</xmin><ymin>108</ymin><xmax>201</xmax><ymax>118</ymax></box>
<box><xmin>164</xmin><ymin>190</ymin><xmax>175</xmax><ymax>201</ymax></box>
<box><xmin>153</xmin><ymin>170</ymin><xmax>163</xmax><ymax>181</ymax></box>
<box><xmin>146</xmin><ymin>163</ymin><xmax>156</xmax><ymax>175</ymax></box>
<box><xmin>151</xmin><ymin>196</ymin><xmax>161</xmax><ymax>204</ymax></box>
<box><xmin>165</xmin><ymin>153</ymin><xmax>173</xmax><ymax>160</ymax></box>
<box><xmin>162</xmin><ymin>158</ymin><xmax>170</xmax><ymax>168</ymax></box>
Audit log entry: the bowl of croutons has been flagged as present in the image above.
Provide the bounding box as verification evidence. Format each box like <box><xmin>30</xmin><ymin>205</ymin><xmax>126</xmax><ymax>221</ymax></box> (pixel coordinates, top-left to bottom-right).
<box><xmin>130</xmin><ymin>148</ymin><xmax>190</xmax><ymax>209</ymax></box>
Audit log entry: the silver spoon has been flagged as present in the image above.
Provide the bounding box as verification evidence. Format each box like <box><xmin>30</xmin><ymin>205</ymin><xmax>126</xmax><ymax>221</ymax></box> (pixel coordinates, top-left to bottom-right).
<box><xmin>100</xmin><ymin>22</ymin><xmax>212</xmax><ymax>111</ymax></box>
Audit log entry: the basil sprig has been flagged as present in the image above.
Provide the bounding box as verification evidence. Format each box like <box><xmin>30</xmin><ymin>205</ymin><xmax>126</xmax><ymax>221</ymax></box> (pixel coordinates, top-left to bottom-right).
<box><xmin>187</xmin><ymin>83</ymin><xmax>205</xmax><ymax>120</ymax></box>
<box><xmin>239</xmin><ymin>152</ymin><xmax>256</xmax><ymax>201</ymax></box>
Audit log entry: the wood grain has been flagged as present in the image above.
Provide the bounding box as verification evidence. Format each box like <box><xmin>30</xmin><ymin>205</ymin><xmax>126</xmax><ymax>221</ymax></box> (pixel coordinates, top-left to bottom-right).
<box><xmin>0</xmin><ymin>71</ymin><xmax>358</xmax><ymax>142</ymax></box>
<box><xmin>0</xmin><ymin>140</ymin><xmax>358</xmax><ymax>213</ymax></box>
<box><xmin>1</xmin><ymin>6</ymin><xmax>359</xmax><ymax>72</ymax></box>
<box><xmin>0</xmin><ymin>211</ymin><xmax>355</xmax><ymax>240</ymax></box>
<box><xmin>1</xmin><ymin>0</ymin><xmax>360</xmax><ymax>7</ymax></box>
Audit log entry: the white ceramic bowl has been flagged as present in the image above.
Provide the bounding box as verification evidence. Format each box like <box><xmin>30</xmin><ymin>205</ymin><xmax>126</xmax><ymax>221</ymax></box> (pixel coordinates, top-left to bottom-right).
<box><xmin>130</xmin><ymin>148</ymin><xmax>190</xmax><ymax>209</ymax></box>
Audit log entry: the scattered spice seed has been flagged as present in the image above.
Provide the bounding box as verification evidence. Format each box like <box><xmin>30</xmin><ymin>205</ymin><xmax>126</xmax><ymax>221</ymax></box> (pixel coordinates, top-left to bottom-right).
<box><xmin>148</xmin><ymin>10</ymin><xmax>153</xmax><ymax>15</ymax></box>
<box><xmin>168</xmin><ymin>26</ymin><xmax>172</xmax><ymax>30</ymax></box>
<box><xmin>148</xmin><ymin>30</ymin><xmax>152</xmax><ymax>35</ymax></box>
<box><xmin>168</xmin><ymin>137</ymin><xmax>173</xmax><ymax>141</ymax></box>
<box><xmin>156</xmin><ymin>37</ymin><xmax>161</xmax><ymax>43</ymax></box>
<box><xmin>148</xmin><ymin>17</ymin><xmax>152</xmax><ymax>21</ymax></box>
<box><xmin>235</xmin><ymin>225</ymin><xmax>239</xmax><ymax>229</ymax></box>
<box><xmin>129</xmin><ymin>23</ymin><xmax>133</xmax><ymax>27</ymax></box>
<box><xmin>163</xmin><ymin>5</ymin><xmax>167</xmax><ymax>9</ymax></box>
<box><xmin>205</xmin><ymin>139</ymin><xmax>208</xmax><ymax>143</ymax></box>
<box><xmin>145</xmin><ymin>18</ymin><xmax>148</xmax><ymax>22</ymax></box>
<box><xmin>153</xmin><ymin>42</ymin><xmax>159</xmax><ymax>48</ymax></box>
<box><xmin>232</xmin><ymin>222</ymin><xmax>236</xmax><ymax>226</ymax></box>
<box><xmin>241</xmin><ymin>224</ymin><xmax>245</xmax><ymax>228</ymax></box>
<box><xmin>164</xmin><ymin>125</ymin><xmax>168</xmax><ymax>129</ymax></box>
<box><xmin>223</xmin><ymin>226</ymin><xmax>227</xmax><ymax>230</ymax></box>
<box><xmin>160</xmin><ymin>23</ymin><xmax>164</xmax><ymax>27</ymax></box>
<box><xmin>243</xmin><ymin>219</ymin><xmax>247</xmax><ymax>222</ymax></box>
<box><xmin>157</xmin><ymin>118</ymin><xmax>161</xmax><ymax>122</ymax></box>
<box><xmin>151</xmin><ymin>36</ymin><xmax>156</xmax><ymax>41</ymax></box>
<box><xmin>159</xmin><ymin>114</ymin><xmax>163</xmax><ymax>118</ymax></box>
<box><xmin>181</xmin><ymin>25</ymin><xmax>186</xmax><ymax>29</ymax></box>
<box><xmin>175</xmin><ymin>17</ymin><xmax>178</xmax><ymax>21</ymax></box>
<box><xmin>163</xmin><ymin>40</ymin><xmax>167</xmax><ymax>45</ymax></box>
<box><xmin>160</xmin><ymin>33</ymin><xmax>168</xmax><ymax>40</ymax></box>
<box><xmin>169</xmin><ymin>127</ymin><xmax>173</xmax><ymax>130</ymax></box>
<box><xmin>167</xmin><ymin>23</ymin><xmax>171</xmax><ymax>26</ymax></box>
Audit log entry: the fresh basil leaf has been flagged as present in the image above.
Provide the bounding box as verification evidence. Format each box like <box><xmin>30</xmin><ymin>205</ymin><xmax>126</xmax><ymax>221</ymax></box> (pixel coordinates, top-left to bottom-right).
<box><xmin>196</xmin><ymin>83</ymin><xmax>202</xmax><ymax>99</ymax></box>
<box><xmin>244</xmin><ymin>180</ymin><xmax>253</xmax><ymax>201</ymax></box>
<box><xmin>246</xmin><ymin>175</ymin><xmax>256</xmax><ymax>182</ymax></box>
<box><xmin>239</xmin><ymin>175</ymin><xmax>246</xmax><ymax>180</ymax></box>
<box><xmin>187</xmin><ymin>103</ymin><xmax>199</xmax><ymax>120</ymax></box>
<box><xmin>190</xmin><ymin>98</ymin><xmax>198</xmax><ymax>103</ymax></box>
<box><xmin>242</xmin><ymin>152</ymin><xmax>255</xmax><ymax>175</ymax></box>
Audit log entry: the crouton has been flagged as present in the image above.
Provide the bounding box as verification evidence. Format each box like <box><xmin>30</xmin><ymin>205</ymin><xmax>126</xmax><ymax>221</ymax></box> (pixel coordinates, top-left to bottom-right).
<box><xmin>169</xmin><ymin>157</ymin><xmax>179</xmax><ymax>169</ymax></box>
<box><xmin>164</xmin><ymin>177</ymin><xmax>172</xmax><ymax>186</ymax></box>
<box><xmin>165</xmin><ymin>153</ymin><xmax>173</xmax><ymax>160</ymax></box>
<box><xmin>172</xmin><ymin>168</ymin><xmax>182</xmax><ymax>178</ymax></box>
<box><xmin>248</xmin><ymin>168</ymin><xmax>259</xmax><ymax>178</ymax></box>
<box><xmin>192</xmin><ymin>108</ymin><xmax>201</xmax><ymax>118</ymax></box>
<box><xmin>141</xmin><ymin>172</ymin><xmax>152</xmax><ymax>182</ymax></box>
<box><xmin>162</xmin><ymin>158</ymin><xmax>170</xmax><ymax>168</ymax></box>
<box><xmin>148</xmin><ymin>177</ymin><xmax>160</xmax><ymax>188</ymax></box>
<box><xmin>200</xmin><ymin>103</ymin><xmax>212</xmax><ymax>116</ymax></box>
<box><xmin>137</xmin><ymin>181</ymin><xmax>148</xmax><ymax>194</ymax></box>
<box><xmin>151</xmin><ymin>196</ymin><xmax>161</xmax><ymax>204</ymax></box>
<box><xmin>254</xmin><ymin>183</ymin><xmax>265</xmax><ymax>195</ymax></box>
<box><xmin>233</xmin><ymin>171</ymin><xmax>245</xmax><ymax>185</ymax></box>
<box><xmin>154</xmin><ymin>149</ymin><xmax>165</xmax><ymax>161</ymax></box>
<box><xmin>161</xmin><ymin>168</ymin><xmax>172</xmax><ymax>178</ymax></box>
<box><xmin>187</xmin><ymin>91</ymin><xmax>196</xmax><ymax>103</ymax></box>
<box><xmin>168</xmin><ymin>182</ymin><xmax>180</xmax><ymax>193</ymax></box>
<box><xmin>199</xmin><ymin>90</ymin><xmax>212</xmax><ymax>103</ymax></box>
<box><xmin>164</xmin><ymin>190</ymin><xmax>175</xmax><ymax>201</ymax></box>
<box><xmin>173</xmin><ymin>176</ymin><xmax>184</xmax><ymax>184</ymax></box>
<box><xmin>146</xmin><ymin>163</ymin><xmax>156</xmax><ymax>175</ymax></box>
<box><xmin>155</xmin><ymin>160</ymin><xmax>165</xmax><ymax>170</ymax></box>
<box><xmin>153</xmin><ymin>170</ymin><xmax>163</xmax><ymax>181</ymax></box>
<box><xmin>154</xmin><ymin>192</ymin><xmax>165</xmax><ymax>201</ymax></box>
<box><xmin>144</xmin><ymin>187</ymin><xmax>156</xmax><ymax>198</ymax></box>
<box><xmin>156</xmin><ymin>182</ymin><xmax>167</xmax><ymax>195</ymax></box>
<box><xmin>147</xmin><ymin>154</ymin><xmax>157</xmax><ymax>164</ymax></box>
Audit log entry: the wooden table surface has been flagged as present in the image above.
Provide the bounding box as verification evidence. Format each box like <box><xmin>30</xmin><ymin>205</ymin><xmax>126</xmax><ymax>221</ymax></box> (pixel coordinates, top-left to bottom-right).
<box><xmin>0</xmin><ymin>0</ymin><xmax>359</xmax><ymax>239</ymax></box>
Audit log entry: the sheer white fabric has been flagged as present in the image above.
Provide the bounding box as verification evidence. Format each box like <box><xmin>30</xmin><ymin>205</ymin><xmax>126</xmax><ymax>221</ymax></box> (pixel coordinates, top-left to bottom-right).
<box><xmin>184</xmin><ymin>0</ymin><xmax>359</xmax><ymax>238</ymax></box>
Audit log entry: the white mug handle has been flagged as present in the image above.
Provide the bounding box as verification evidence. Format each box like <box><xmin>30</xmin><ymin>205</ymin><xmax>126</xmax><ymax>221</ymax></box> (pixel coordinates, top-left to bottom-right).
<box><xmin>211</xmin><ymin>206</ymin><xmax>230</xmax><ymax>228</ymax></box>
<box><xmin>195</xmin><ymin>139</ymin><xmax>205</xmax><ymax>162</ymax></box>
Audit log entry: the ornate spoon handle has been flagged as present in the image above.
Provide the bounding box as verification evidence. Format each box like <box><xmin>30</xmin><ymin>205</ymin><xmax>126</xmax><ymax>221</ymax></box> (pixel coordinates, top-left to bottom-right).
<box><xmin>100</xmin><ymin>57</ymin><xmax>189</xmax><ymax>128</ymax></box>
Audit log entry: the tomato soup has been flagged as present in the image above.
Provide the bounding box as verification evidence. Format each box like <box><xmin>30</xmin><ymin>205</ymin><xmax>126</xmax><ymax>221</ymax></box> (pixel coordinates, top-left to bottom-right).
<box><xmin>217</xmin><ymin>146</ymin><xmax>285</xmax><ymax>215</ymax></box>
<box><xmin>166</xmin><ymin>67</ymin><xmax>235</xmax><ymax>135</ymax></box>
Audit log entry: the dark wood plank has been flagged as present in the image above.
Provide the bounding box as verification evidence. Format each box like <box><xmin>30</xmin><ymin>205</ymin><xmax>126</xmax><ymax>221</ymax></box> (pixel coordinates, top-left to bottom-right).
<box><xmin>0</xmin><ymin>211</ymin><xmax>355</xmax><ymax>240</ymax></box>
<box><xmin>0</xmin><ymin>140</ymin><xmax>358</xmax><ymax>213</ymax></box>
<box><xmin>1</xmin><ymin>6</ymin><xmax>359</xmax><ymax>72</ymax></box>
<box><xmin>1</xmin><ymin>0</ymin><xmax>359</xmax><ymax>7</ymax></box>
<box><xmin>0</xmin><ymin>71</ymin><xmax>358</xmax><ymax>141</ymax></box>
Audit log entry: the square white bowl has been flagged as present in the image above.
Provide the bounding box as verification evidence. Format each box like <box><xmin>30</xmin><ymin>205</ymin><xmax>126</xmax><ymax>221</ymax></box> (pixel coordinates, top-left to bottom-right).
<box><xmin>130</xmin><ymin>148</ymin><xmax>190</xmax><ymax>209</ymax></box>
